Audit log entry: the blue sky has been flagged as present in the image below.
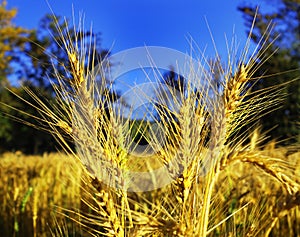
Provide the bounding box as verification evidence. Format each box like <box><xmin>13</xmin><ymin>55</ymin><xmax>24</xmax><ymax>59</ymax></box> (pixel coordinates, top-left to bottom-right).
<box><xmin>8</xmin><ymin>0</ymin><xmax>254</xmax><ymax>57</ymax></box>
<box><xmin>6</xmin><ymin>0</ymin><xmax>268</xmax><ymax>119</ymax></box>
<box><xmin>7</xmin><ymin>0</ymin><xmax>266</xmax><ymax>96</ymax></box>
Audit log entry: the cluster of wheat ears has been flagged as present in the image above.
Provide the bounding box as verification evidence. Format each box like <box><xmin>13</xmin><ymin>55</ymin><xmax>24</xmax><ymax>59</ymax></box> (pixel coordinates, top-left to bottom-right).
<box><xmin>7</xmin><ymin>14</ymin><xmax>300</xmax><ymax>237</ymax></box>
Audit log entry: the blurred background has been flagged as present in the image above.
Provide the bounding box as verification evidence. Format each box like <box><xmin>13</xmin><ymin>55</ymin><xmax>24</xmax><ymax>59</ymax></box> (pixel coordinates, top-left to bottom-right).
<box><xmin>0</xmin><ymin>0</ymin><xmax>299</xmax><ymax>154</ymax></box>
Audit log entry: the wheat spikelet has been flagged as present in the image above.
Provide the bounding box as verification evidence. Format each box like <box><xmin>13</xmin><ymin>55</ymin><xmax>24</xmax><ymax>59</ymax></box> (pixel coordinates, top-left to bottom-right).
<box><xmin>233</xmin><ymin>152</ymin><xmax>299</xmax><ymax>194</ymax></box>
<box><xmin>224</xmin><ymin>64</ymin><xmax>248</xmax><ymax>117</ymax></box>
<box><xmin>68</xmin><ymin>51</ymin><xmax>85</xmax><ymax>87</ymax></box>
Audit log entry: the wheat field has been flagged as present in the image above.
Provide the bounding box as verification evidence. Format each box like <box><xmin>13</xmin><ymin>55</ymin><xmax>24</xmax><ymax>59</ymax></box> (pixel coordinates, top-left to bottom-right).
<box><xmin>1</xmin><ymin>12</ymin><xmax>300</xmax><ymax>236</ymax></box>
<box><xmin>0</xmin><ymin>146</ymin><xmax>299</xmax><ymax>236</ymax></box>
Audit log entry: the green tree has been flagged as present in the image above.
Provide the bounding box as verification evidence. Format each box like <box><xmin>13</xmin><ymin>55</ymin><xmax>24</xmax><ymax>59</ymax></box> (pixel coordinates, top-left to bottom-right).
<box><xmin>0</xmin><ymin>1</ymin><xmax>56</xmax><ymax>153</ymax></box>
<box><xmin>16</xmin><ymin>14</ymin><xmax>103</xmax><ymax>89</ymax></box>
<box><xmin>0</xmin><ymin>10</ymin><xmax>119</xmax><ymax>153</ymax></box>
<box><xmin>0</xmin><ymin>0</ymin><xmax>31</xmax><ymax>152</ymax></box>
<box><xmin>238</xmin><ymin>0</ymin><xmax>300</xmax><ymax>143</ymax></box>
<box><xmin>18</xmin><ymin>13</ymin><xmax>118</xmax><ymax>104</ymax></box>
<box><xmin>0</xmin><ymin>0</ymin><xmax>28</xmax><ymax>83</ymax></box>
<box><xmin>0</xmin><ymin>86</ymin><xmax>58</xmax><ymax>153</ymax></box>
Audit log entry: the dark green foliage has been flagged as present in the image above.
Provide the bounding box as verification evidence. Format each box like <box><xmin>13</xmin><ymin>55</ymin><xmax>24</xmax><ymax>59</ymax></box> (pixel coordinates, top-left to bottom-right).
<box><xmin>0</xmin><ymin>86</ymin><xmax>57</xmax><ymax>153</ymax></box>
<box><xmin>238</xmin><ymin>0</ymin><xmax>300</xmax><ymax>143</ymax></box>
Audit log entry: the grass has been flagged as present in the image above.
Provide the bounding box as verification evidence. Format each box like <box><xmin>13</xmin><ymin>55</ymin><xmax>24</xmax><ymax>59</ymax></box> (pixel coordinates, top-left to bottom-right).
<box><xmin>1</xmin><ymin>12</ymin><xmax>300</xmax><ymax>237</ymax></box>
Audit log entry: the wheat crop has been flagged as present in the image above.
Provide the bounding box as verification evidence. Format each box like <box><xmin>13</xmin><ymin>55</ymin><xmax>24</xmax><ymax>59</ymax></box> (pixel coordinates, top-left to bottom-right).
<box><xmin>2</xmin><ymin>11</ymin><xmax>300</xmax><ymax>237</ymax></box>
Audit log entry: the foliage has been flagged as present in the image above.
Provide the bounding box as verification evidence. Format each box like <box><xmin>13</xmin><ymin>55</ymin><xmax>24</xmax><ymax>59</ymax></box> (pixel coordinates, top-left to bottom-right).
<box><xmin>238</xmin><ymin>0</ymin><xmax>300</xmax><ymax>143</ymax></box>
<box><xmin>0</xmin><ymin>1</ymin><xmax>31</xmax><ymax>151</ymax></box>
<box><xmin>0</xmin><ymin>0</ymin><xmax>28</xmax><ymax>83</ymax></box>
<box><xmin>0</xmin><ymin>86</ymin><xmax>58</xmax><ymax>153</ymax></box>
<box><xmin>0</xmin><ymin>5</ymin><xmax>113</xmax><ymax>153</ymax></box>
<box><xmin>0</xmin><ymin>1</ymin><xmax>54</xmax><ymax>153</ymax></box>
<box><xmin>16</xmin><ymin>14</ymin><xmax>107</xmax><ymax>91</ymax></box>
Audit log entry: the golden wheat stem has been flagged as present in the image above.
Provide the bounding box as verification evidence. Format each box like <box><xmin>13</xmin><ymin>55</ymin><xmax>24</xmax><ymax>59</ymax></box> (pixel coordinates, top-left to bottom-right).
<box><xmin>32</xmin><ymin>188</ymin><xmax>38</xmax><ymax>237</ymax></box>
<box><xmin>199</xmin><ymin>169</ymin><xmax>218</xmax><ymax>236</ymax></box>
<box><xmin>264</xmin><ymin>217</ymin><xmax>278</xmax><ymax>237</ymax></box>
<box><xmin>199</xmin><ymin>98</ymin><xmax>227</xmax><ymax>236</ymax></box>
